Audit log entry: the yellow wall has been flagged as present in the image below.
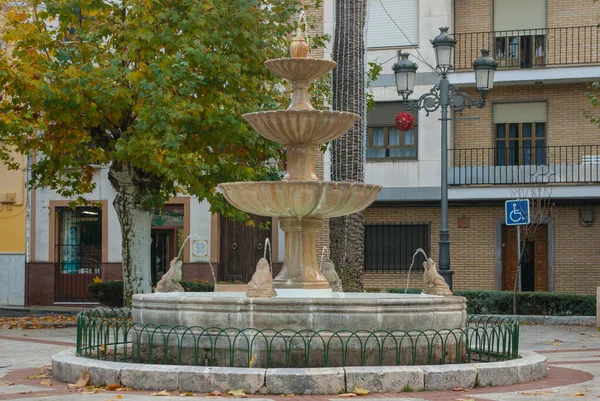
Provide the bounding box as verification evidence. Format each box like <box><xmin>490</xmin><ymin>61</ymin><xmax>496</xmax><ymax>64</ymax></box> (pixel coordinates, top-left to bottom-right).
<box><xmin>0</xmin><ymin>152</ymin><xmax>26</xmax><ymax>252</ymax></box>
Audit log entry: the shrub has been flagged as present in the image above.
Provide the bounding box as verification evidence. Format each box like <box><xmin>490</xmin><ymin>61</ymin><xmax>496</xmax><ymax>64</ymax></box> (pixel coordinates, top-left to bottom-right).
<box><xmin>386</xmin><ymin>289</ymin><xmax>596</xmax><ymax>316</ymax></box>
<box><xmin>89</xmin><ymin>280</ymin><xmax>215</xmax><ymax>307</ymax></box>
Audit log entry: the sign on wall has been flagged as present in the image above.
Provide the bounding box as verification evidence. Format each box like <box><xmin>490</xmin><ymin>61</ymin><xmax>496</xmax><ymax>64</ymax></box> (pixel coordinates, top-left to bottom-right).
<box><xmin>192</xmin><ymin>239</ymin><xmax>209</xmax><ymax>257</ymax></box>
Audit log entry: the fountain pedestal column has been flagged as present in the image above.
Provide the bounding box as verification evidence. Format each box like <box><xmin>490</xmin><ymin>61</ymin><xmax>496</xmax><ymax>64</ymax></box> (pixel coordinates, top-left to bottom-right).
<box><xmin>274</xmin><ymin>218</ymin><xmax>329</xmax><ymax>290</ymax></box>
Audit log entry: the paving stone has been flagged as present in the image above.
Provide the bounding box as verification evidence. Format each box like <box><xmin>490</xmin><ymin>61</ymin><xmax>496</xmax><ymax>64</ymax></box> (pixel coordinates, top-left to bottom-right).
<box><xmin>344</xmin><ymin>366</ymin><xmax>424</xmax><ymax>393</ymax></box>
<box><xmin>422</xmin><ymin>365</ymin><xmax>477</xmax><ymax>390</ymax></box>
<box><xmin>178</xmin><ymin>366</ymin><xmax>212</xmax><ymax>393</ymax></box>
<box><xmin>473</xmin><ymin>361</ymin><xmax>519</xmax><ymax>387</ymax></box>
<box><xmin>520</xmin><ymin>351</ymin><xmax>548</xmax><ymax>382</ymax></box>
<box><xmin>205</xmin><ymin>367</ymin><xmax>266</xmax><ymax>394</ymax></box>
<box><xmin>52</xmin><ymin>351</ymin><xmax>124</xmax><ymax>386</ymax></box>
<box><xmin>120</xmin><ymin>364</ymin><xmax>179</xmax><ymax>391</ymax></box>
<box><xmin>266</xmin><ymin>368</ymin><xmax>345</xmax><ymax>395</ymax></box>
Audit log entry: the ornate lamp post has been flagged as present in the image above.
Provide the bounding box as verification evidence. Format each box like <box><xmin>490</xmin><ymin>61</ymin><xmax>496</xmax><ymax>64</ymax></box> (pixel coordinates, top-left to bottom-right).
<box><xmin>392</xmin><ymin>27</ymin><xmax>498</xmax><ymax>290</ymax></box>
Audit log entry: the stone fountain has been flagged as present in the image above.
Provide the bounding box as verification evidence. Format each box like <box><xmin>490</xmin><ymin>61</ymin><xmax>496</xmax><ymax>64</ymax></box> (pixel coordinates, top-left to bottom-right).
<box><xmin>131</xmin><ymin>30</ymin><xmax>467</xmax><ymax>367</ymax></box>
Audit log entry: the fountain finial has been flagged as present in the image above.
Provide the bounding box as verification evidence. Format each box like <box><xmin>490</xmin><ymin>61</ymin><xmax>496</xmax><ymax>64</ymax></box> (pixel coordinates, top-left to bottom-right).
<box><xmin>290</xmin><ymin>27</ymin><xmax>309</xmax><ymax>58</ymax></box>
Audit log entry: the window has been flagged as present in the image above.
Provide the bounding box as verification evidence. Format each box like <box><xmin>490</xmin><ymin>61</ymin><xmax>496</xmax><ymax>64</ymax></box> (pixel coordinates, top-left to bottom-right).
<box><xmin>364</xmin><ymin>224</ymin><xmax>430</xmax><ymax>272</ymax></box>
<box><xmin>493</xmin><ymin>103</ymin><xmax>547</xmax><ymax>166</ymax></box>
<box><xmin>57</xmin><ymin>207</ymin><xmax>102</xmax><ymax>274</ymax></box>
<box><xmin>493</xmin><ymin>0</ymin><xmax>546</xmax><ymax>68</ymax></box>
<box><xmin>366</xmin><ymin>0</ymin><xmax>418</xmax><ymax>48</ymax></box>
<box><xmin>367</xmin><ymin>102</ymin><xmax>418</xmax><ymax>160</ymax></box>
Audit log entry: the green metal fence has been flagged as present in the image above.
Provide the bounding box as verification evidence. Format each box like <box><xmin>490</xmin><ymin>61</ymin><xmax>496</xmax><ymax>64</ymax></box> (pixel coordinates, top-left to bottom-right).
<box><xmin>76</xmin><ymin>308</ymin><xmax>519</xmax><ymax>368</ymax></box>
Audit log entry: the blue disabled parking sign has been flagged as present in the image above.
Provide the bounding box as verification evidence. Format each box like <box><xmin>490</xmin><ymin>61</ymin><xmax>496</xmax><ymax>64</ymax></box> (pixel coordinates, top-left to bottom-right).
<box><xmin>505</xmin><ymin>199</ymin><xmax>530</xmax><ymax>226</ymax></box>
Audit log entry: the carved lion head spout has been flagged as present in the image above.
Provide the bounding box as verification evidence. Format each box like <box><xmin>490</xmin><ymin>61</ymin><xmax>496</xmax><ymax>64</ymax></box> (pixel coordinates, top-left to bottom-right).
<box><xmin>155</xmin><ymin>257</ymin><xmax>184</xmax><ymax>293</ymax></box>
<box><xmin>422</xmin><ymin>258</ymin><xmax>453</xmax><ymax>296</ymax></box>
<box><xmin>246</xmin><ymin>258</ymin><xmax>277</xmax><ymax>298</ymax></box>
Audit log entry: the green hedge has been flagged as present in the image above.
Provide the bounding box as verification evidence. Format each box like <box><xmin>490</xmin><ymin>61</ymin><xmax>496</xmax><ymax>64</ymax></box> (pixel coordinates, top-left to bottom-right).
<box><xmin>387</xmin><ymin>289</ymin><xmax>596</xmax><ymax>316</ymax></box>
<box><xmin>88</xmin><ymin>281</ymin><xmax>214</xmax><ymax>307</ymax></box>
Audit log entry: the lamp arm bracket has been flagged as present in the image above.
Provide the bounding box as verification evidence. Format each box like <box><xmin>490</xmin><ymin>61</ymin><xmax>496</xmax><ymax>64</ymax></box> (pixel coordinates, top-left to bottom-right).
<box><xmin>447</xmin><ymin>84</ymin><xmax>489</xmax><ymax>113</ymax></box>
<box><xmin>404</xmin><ymin>84</ymin><xmax>441</xmax><ymax>116</ymax></box>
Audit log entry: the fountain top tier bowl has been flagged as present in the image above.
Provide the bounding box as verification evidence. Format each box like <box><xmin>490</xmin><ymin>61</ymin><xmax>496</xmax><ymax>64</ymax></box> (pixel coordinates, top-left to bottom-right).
<box><xmin>132</xmin><ymin>292</ymin><xmax>467</xmax><ymax>332</ymax></box>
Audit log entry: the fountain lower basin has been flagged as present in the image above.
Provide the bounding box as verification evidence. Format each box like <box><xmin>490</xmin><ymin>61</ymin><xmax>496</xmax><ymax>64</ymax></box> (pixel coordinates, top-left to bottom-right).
<box><xmin>132</xmin><ymin>292</ymin><xmax>467</xmax><ymax>332</ymax></box>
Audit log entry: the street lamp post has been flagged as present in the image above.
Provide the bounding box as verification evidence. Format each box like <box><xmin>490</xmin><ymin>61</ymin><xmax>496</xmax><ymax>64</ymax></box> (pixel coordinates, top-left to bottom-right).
<box><xmin>392</xmin><ymin>27</ymin><xmax>498</xmax><ymax>290</ymax></box>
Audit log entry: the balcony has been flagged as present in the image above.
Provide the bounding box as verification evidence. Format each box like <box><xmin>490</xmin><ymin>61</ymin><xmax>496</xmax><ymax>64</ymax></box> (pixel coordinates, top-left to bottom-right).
<box><xmin>454</xmin><ymin>26</ymin><xmax>600</xmax><ymax>71</ymax></box>
<box><xmin>449</xmin><ymin>145</ymin><xmax>600</xmax><ymax>186</ymax></box>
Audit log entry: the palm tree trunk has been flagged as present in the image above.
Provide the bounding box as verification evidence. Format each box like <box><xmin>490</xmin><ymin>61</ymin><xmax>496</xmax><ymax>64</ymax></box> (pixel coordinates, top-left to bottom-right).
<box><xmin>330</xmin><ymin>0</ymin><xmax>367</xmax><ymax>292</ymax></box>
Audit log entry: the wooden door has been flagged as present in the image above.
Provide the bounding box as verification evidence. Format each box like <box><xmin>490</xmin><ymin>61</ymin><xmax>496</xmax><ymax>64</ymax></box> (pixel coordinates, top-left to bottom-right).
<box><xmin>220</xmin><ymin>215</ymin><xmax>271</xmax><ymax>283</ymax></box>
<box><xmin>502</xmin><ymin>225</ymin><xmax>520</xmax><ymax>291</ymax></box>
<box><xmin>533</xmin><ymin>226</ymin><xmax>548</xmax><ymax>291</ymax></box>
<box><xmin>502</xmin><ymin>225</ymin><xmax>548</xmax><ymax>291</ymax></box>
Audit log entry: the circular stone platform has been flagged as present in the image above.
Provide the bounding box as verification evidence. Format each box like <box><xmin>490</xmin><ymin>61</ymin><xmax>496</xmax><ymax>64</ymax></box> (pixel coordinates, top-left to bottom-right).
<box><xmin>52</xmin><ymin>350</ymin><xmax>547</xmax><ymax>394</ymax></box>
<box><xmin>132</xmin><ymin>292</ymin><xmax>467</xmax><ymax>331</ymax></box>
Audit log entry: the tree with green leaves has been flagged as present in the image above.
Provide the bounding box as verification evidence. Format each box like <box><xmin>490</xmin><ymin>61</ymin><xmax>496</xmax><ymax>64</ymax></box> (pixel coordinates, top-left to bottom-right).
<box><xmin>0</xmin><ymin>0</ymin><xmax>317</xmax><ymax>305</ymax></box>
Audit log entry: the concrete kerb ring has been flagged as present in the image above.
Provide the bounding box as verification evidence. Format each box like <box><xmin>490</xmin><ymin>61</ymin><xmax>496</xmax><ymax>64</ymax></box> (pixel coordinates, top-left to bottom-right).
<box><xmin>52</xmin><ymin>350</ymin><xmax>547</xmax><ymax>395</ymax></box>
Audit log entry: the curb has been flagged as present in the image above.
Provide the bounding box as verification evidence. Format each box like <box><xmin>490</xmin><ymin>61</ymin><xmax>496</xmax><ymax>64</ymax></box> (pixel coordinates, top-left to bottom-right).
<box><xmin>487</xmin><ymin>315</ymin><xmax>596</xmax><ymax>326</ymax></box>
<box><xmin>52</xmin><ymin>351</ymin><xmax>547</xmax><ymax>395</ymax></box>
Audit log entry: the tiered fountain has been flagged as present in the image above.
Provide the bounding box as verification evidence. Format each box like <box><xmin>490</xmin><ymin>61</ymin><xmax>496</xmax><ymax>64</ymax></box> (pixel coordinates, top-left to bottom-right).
<box><xmin>131</xmin><ymin>30</ymin><xmax>467</xmax><ymax>367</ymax></box>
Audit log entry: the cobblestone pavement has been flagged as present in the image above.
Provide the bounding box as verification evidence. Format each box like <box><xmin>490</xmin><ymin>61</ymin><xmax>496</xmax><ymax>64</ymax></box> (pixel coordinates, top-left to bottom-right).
<box><xmin>1</xmin><ymin>323</ymin><xmax>600</xmax><ymax>400</ymax></box>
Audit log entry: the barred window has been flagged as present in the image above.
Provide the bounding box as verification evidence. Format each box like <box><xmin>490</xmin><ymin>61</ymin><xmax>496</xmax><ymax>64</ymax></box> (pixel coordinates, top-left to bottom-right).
<box><xmin>364</xmin><ymin>224</ymin><xmax>430</xmax><ymax>272</ymax></box>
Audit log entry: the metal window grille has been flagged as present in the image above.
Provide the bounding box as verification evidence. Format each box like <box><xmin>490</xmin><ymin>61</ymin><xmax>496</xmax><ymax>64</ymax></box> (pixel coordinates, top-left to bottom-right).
<box><xmin>364</xmin><ymin>223</ymin><xmax>430</xmax><ymax>273</ymax></box>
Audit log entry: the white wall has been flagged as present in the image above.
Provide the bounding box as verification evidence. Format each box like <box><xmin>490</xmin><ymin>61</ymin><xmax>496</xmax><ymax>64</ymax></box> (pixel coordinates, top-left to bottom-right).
<box><xmin>33</xmin><ymin>167</ymin><xmax>214</xmax><ymax>264</ymax></box>
<box><xmin>363</xmin><ymin>0</ymin><xmax>452</xmax><ymax>191</ymax></box>
<box><xmin>0</xmin><ymin>253</ymin><xmax>24</xmax><ymax>305</ymax></box>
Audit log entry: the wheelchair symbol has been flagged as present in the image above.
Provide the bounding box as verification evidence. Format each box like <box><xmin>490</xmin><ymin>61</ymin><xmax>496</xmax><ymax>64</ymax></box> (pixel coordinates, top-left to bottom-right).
<box><xmin>509</xmin><ymin>203</ymin><xmax>524</xmax><ymax>223</ymax></box>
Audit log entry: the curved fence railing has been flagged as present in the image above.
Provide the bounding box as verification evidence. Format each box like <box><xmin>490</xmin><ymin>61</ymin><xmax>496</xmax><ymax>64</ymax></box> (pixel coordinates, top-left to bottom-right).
<box><xmin>76</xmin><ymin>308</ymin><xmax>519</xmax><ymax>368</ymax></box>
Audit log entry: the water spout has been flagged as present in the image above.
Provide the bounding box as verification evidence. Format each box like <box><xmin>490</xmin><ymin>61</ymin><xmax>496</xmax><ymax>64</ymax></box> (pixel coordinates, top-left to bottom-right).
<box><xmin>405</xmin><ymin>248</ymin><xmax>428</xmax><ymax>294</ymax></box>
<box><xmin>264</xmin><ymin>237</ymin><xmax>272</xmax><ymax>273</ymax></box>
<box><xmin>177</xmin><ymin>233</ymin><xmax>217</xmax><ymax>289</ymax></box>
<box><xmin>319</xmin><ymin>246</ymin><xmax>329</xmax><ymax>272</ymax></box>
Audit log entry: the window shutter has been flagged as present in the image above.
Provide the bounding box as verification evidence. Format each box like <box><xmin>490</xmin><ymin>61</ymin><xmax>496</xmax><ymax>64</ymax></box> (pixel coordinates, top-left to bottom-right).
<box><xmin>367</xmin><ymin>0</ymin><xmax>419</xmax><ymax>48</ymax></box>
<box><xmin>493</xmin><ymin>102</ymin><xmax>547</xmax><ymax>123</ymax></box>
<box><xmin>368</xmin><ymin>102</ymin><xmax>418</xmax><ymax>126</ymax></box>
<box><xmin>494</xmin><ymin>0</ymin><xmax>547</xmax><ymax>31</ymax></box>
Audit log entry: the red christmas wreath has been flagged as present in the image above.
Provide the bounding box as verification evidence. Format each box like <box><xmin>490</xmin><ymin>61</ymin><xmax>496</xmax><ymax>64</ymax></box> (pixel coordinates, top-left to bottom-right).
<box><xmin>395</xmin><ymin>112</ymin><xmax>415</xmax><ymax>131</ymax></box>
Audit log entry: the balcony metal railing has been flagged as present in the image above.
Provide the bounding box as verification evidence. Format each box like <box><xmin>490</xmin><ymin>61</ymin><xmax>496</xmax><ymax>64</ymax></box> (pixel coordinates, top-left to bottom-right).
<box><xmin>449</xmin><ymin>145</ymin><xmax>600</xmax><ymax>185</ymax></box>
<box><xmin>454</xmin><ymin>26</ymin><xmax>600</xmax><ymax>70</ymax></box>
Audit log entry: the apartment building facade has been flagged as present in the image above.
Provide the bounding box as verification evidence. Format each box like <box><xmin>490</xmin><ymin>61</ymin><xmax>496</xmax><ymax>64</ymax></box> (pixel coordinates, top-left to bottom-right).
<box><xmin>360</xmin><ymin>0</ymin><xmax>600</xmax><ymax>294</ymax></box>
<box><xmin>0</xmin><ymin>151</ymin><xmax>26</xmax><ymax>305</ymax></box>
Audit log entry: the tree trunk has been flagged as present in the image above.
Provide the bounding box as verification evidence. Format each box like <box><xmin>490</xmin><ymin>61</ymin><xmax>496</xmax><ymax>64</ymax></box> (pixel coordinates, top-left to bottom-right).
<box><xmin>109</xmin><ymin>162</ymin><xmax>153</xmax><ymax>306</ymax></box>
<box><xmin>330</xmin><ymin>0</ymin><xmax>367</xmax><ymax>292</ymax></box>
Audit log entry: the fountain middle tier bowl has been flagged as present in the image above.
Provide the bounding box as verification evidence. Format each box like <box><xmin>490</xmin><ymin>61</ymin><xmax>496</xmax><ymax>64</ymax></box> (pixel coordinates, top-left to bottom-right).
<box><xmin>264</xmin><ymin>58</ymin><xmax>337</xmax><ymax>82</ymax></box>
<box><xmin>243</xmin><ymin>110</ymin><xmax>359</xmax><ymax>145</ymax></box>
<box><xmin>218</xmin><ymin>181</ymin><xmax>382</xmax><ymax>219</ymax></box>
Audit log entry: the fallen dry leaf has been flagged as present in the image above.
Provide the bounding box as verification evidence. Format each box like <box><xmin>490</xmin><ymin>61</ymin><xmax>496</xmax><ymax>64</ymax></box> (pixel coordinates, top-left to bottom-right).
<box><xmin>81</xmin><ymin>388</ymin><xmax>99</xmax><ymax>395</ymax></box>
<box><xmin>179</xmin><ymin>392</ymin><xmax>194</xmax><ymax>397</ymax></box>
<box><xmin>455</xmin><ymin>398</ymin><xmax>475</xmax><ymax>401</ymax></box>
<box><xmin>0</xmin><ymin>315</ymin><xmax>77</xmax><ymax>330</ymax></box>
<box><xmin>552</xmin><ymin>342</ymin><xmax>561</xmax><ymax>346</ymax></box>
<box><xmin>227</xmin><ymin>389</ymin><xmax>247</xmax><ymax>397</ymax></box>
<box><xmin>39</xmin><ymin>380</ymin><xmax>54</xmax><ymax>387</ymax></box>
<box><xmin>67</xmin><ymin>370</ymin><xmax>90</xmax><ymax>389</ymax></box>
<box><xmin>151</xmin><ymin>390</ymin><xmax>171</xmax><ymax>396</ymax></box>
<box><xmin>568</xmin><ymin>393</ymin><xmax>585</xmax><ymax>397</ymax></box>
<box><xmin>27</xmin><ymin>373</ymin><xmax>49</xmax><ymax>380</ymax></box>
<box><xmin>338</xmin><ymin>393</ymin><xmax>357</xmax><ymax>397</ymax></box>
<box><xmin>208</xmin><ymin>390</ymin><xmax>223</xmax><ymax>396</ymax></box>
<box><xmin>248</xmin><ymin>355</ymin><xmax>255</xmax><ymax>368</ymax></box>
<box><xmin>553</xmin><ymin>339</ymin><xmax>564</xmax><ymax>342</ymax></box>
<box><xmin>353</xmin><ymin>384</ymin><xmax>370</xmax><ymax>396</ymax></box>
<box><xmin>454</xmin><ymin>387</ymin><xmax>469</xmax><ymax>392</ymax></box>
<box><xmin>0</xmin><ymin>381</ymin><xmax>15</xmax><ymax>386</ymax></box>
<box><xmin>581</xmin><ymin>333</ymin><xmax>587</xmax><ymax>336</ymax></box>
<box><xmin>280</xmin><ymin>394</ymin><xmax>296</xmax><ymax>397</ymax></box>
<box><xmin>115</xmin><ymin>395</ymin><xmax>123</xmax><ymax>399</ymax></box>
